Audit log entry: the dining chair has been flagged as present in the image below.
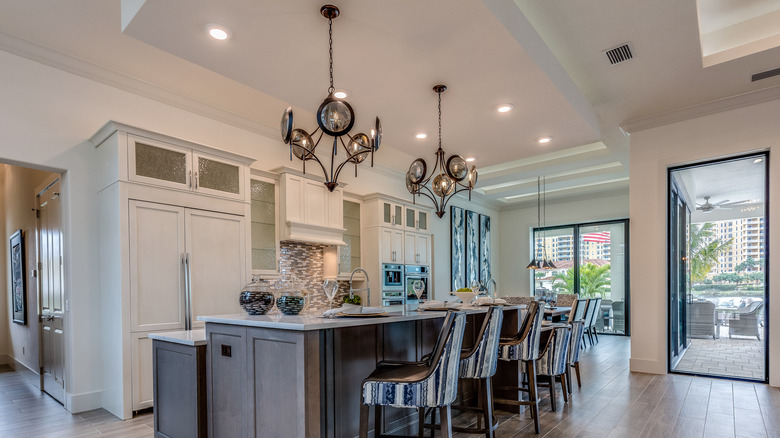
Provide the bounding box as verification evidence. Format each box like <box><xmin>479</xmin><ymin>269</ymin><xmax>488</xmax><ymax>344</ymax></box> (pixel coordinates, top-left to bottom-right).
<box><xmin>535</xmin><ymin>323</ymin><xmax>572</xmax><ymax>412</ymax></box>
<box><xmin>581</xmin><ymin>298</ymin><xmax>597</xmax><ymax>347</ymax></box>
<box><xmin>567</xmin><ymin>320</ymin><xmax>586</xmax><ymax>392</ymax></box>
<box><xmin>585</xmin><ymin>297</ymin><xmax>602</xmax><ymax>345</ymax></box>
<box><xmin>359</xmin><ymin>311</ymin><xmax>466</xmax><ymax>438</ymax></box>
<box><xmin>494</xmin><ymin>301</ymin><xmax>546</xmax><ymax>434</ymax></box>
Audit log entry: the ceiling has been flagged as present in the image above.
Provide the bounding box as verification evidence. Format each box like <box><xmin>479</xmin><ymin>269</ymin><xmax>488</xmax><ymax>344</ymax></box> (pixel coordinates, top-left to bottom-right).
<box><xmin>1</xmin><ymin>0</ymin><xmax>780</xmax><ymax>209</ymax></box>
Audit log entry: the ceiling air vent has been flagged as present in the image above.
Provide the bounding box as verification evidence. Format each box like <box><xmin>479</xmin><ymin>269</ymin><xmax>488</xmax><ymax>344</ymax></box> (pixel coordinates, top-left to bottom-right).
<box><xmin>752</xmin><ymin>67</ymin><xmax>780</xmax><ymax>82</ymax></box>
<box><xmin>604</xmin><ymin>43</ymin><xmax>633</xmax><ymax>65</ymax></box>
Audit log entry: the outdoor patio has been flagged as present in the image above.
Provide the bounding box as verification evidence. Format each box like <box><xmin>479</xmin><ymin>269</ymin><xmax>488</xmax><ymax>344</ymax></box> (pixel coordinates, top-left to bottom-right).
<box><xmin>674</xmin><ymin>325</ymin><xmax>765</xmax><ymax>380</ymax></box>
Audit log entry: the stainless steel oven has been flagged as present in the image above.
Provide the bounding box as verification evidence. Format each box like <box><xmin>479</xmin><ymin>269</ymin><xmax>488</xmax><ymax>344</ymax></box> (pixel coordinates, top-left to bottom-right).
<box><xmin>382</xmin><ymin>264</ymin><xmax>405</xmax><ymax>306</ymax></box>
<box><xmin>405</xmin><ymin>265</ymin><xmax>429</xmax><ymax>301</ymax></box>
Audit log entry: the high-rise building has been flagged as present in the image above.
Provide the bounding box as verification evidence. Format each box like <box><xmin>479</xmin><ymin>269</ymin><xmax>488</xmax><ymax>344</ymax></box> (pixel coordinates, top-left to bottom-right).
<box><xmin>701</xmin><ymin>217</ymin><xmax>765</xmax><ymax>275</ymax></box>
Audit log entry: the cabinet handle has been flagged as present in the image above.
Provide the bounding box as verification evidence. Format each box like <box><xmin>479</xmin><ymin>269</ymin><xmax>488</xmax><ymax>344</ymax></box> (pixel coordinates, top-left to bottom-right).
<box><xmin>188</xmin><ymin>171</ymin><xmax>192</xmax><ymax>188</ymax></box>
<box><xmin>183</xmin><ymin>254</ymin><xmax>192</xmax><ymax>330</ymax></box>
<box><xmin>194</xmin><ymin>172</ymin><xmax>199</xmax><ymax>190</ymax></box>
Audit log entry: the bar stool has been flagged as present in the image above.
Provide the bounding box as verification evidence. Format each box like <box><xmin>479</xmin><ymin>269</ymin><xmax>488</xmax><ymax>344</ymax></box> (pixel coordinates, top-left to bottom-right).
<box><xmin>359</xmin><ymin>311</ymin><xmax>467</xmax><ymax>438</ymax></box>
<box><xmin>494</xmin><ymin>301</ymin><xmax>546</xmax><ymax>434</ymax></box>
<box><xmin>534</xmin><ymin>323</ymin><xmax>572</xmax><ymax>412</ymax></box>
<box><xmin>567</xmin><ymin>319</ymin><xmax>586</xmax><ymax>392</ymax></box>
<box><xmin>425</xmin><ymin>306</ymin><xmax>503</xmax><ymax>437</ymax></box>
<box><xmin>581</xmin><ymin>298</ymin><xmax>598</xmax><ymax>347</ymax></box>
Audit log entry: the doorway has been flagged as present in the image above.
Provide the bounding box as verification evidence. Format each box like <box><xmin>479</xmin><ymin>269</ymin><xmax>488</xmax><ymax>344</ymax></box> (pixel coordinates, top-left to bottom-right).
<box><xmin>37</xmin><ymin>177</ymin><xmax>65</xmax><ymax>402</ymax></box>
<box><xmin>668</xmin><ymin>153</ymin><xmax>768</xmax><ymax>382</ymax></box>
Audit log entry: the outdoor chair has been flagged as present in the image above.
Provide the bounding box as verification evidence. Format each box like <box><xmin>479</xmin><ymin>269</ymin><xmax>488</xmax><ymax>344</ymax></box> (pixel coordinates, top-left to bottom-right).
<box><xmin>729</xmin><ymin>302</ymin><xmax>764</xmax><ymax>341</ymax></box>
<box><xmin>596</xmin><ymin>299</ymin><xmax>612</xmax><ymax>332</ymax></box>
<box><xmin>689</xmin><ymin>301</ymin><xmax>717</xmax><ymax>339</ymax></box>
<box><xmin>611</xmin><ymin>301</ymin><xmax>625</xmax><ymax>334</ymax></box>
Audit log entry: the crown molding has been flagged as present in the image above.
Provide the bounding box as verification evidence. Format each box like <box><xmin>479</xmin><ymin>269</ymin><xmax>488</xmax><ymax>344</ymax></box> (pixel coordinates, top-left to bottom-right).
<box><xmin>0</xmin><ymin>30</ymin><xmax>279</xmax><ymax>139</ymax></box>
<box><xmin>621</xmin><ymin>83</ymin><xmax>780</xmax><ymax>134</ymax></box>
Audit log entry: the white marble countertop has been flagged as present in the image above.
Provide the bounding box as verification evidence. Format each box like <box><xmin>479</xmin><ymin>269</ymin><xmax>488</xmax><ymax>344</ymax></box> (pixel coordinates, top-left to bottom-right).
<box><xmin>148</xmin><ymin>329</ymin><xmax>207</xmax><ymax>346</ymax></box>
<box><xmin>198</xmin><ymin>305</ymin><xmax>520</xmax><ymax>332</ymax></box>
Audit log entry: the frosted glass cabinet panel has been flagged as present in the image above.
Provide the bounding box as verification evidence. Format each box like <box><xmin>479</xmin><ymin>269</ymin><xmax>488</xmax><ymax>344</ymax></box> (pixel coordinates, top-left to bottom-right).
<box><xmin>340</xmin><ymin>200</ymin><xmax>361</xmax><ymax>275</ymax></box>
<box><xmin>251</xmin><ymin>179</ymin><xmax>278</xmax><ymax>272</ymax></box>
<box><xmin>130</xmin><ymin>138</ymin><xmax>192</xmax><ymax>190</ymax></box>
<box><xmin>197</xmin><ymin>155</ymin><xmax>240</xmax><ymax>194</ymax></box>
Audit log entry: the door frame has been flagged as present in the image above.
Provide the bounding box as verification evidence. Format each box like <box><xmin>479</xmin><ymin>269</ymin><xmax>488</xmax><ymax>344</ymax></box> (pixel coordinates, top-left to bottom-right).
<box><xmin>667</xmin><ymin>152</ymin><xmax>770</xmax><ymax>383</ymax></box>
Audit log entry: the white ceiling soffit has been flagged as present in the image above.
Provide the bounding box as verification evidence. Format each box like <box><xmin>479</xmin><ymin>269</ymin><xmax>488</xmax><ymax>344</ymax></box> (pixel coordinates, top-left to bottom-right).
<box><xmin>499</xmin><ymin>177</ymin><xmax>629</xmax><ymax>205</ymax></box>
<box><xmin>120</xmin><ymin>0</ymin><xmax>602</xmax><ymax>168</ymax></box>
<box><xmin>697</xmin><ymin>0</ymin><xmax>780</xmax><ymax>67</ymax></box>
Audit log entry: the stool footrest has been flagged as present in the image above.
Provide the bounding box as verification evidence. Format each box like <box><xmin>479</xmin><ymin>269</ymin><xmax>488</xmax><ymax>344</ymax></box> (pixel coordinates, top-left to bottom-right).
<box><xmin>492</xmin><ymin>397</ymin><xmax>540</xmax><ymax>407</ymax></box>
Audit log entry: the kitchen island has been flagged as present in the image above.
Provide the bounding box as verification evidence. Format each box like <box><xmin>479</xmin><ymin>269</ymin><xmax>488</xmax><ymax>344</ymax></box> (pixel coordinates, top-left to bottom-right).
<box><xmin>199</xmin><ymin>306</ymin><xmax>523</xmax><ymax>438</ymax></box>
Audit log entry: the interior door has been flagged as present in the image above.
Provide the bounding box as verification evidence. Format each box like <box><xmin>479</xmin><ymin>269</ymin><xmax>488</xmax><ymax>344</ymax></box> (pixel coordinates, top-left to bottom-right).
<box><xmin>38</xmin><ymin>179</ymin><xmax>65</xmax><ymax>404</ymax></box>
<box><xmin>185</xmin><ymin>209</ymin><xmax>246</xmax><ymax>328</ymax></box>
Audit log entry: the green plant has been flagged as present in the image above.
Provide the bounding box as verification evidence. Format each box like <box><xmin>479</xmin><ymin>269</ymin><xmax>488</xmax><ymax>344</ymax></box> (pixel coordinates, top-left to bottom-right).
<box><xmin>343</xmin><ymin>294</ymin><xmax>361</xmax><ymax>305</ymax></box>
<box><xmin>689</xmin><ymin>223</ymin><xmax>732</xmax><ymax>282</ymax></box>
<box><xmin>551</xmin><ymin>263</ymin><xmax>611</xmax><ymax>298</ymax></box>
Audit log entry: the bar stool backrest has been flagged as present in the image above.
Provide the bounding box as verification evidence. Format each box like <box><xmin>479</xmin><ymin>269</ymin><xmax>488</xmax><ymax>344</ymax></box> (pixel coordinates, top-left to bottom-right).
<box><xmin>572</xmin><ymin>299</ymin><xmax>588</xmax><ymax>322</ymax></box>
<box><xmin>582</xmin><ymin>299</ymin><xmax>598</xmax><ymax>330</ymax></box>
<box><xmin>568</xmin><ymin>320</ymin><xmax>586</xmax><ymax>364</ymax></box>
<box><xmin>588</xmin><ymin>298</ymin><xmax>602</xmax><ymax>329</ymax></box>
<box><xmin>499</xmin><ymin>301</ymin><xmax>545</xmax><ymax>362</ymax></box>
<box><xmin>430</xmin><ymin>311</ymin><xmax>467</xmax><ymax>406</ymax></box>
<box><xmin>460</xmin><ymin>306</ymin><xmax>504</xmax><ymax>379</ymax></box>
<box><xmin>537</xmin><ymin>324</ymin><xmax>572</xmax><ymax>376</ymax></box>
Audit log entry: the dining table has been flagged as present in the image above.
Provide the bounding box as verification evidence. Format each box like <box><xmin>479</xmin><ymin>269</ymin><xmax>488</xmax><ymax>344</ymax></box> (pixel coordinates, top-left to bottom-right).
<box><xmin>546</xmin><ymin>306</ymin><xmax>571</xmax><ymax>322</ymax></box>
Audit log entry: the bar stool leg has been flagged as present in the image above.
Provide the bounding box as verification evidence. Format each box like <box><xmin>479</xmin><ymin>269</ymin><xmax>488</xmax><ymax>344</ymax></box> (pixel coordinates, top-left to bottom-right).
<box><xmin>375</xmin><ymin>405</ymin><xmax>383</xmax><ymax>437</ymax></box>
<box><xmin>440</xmin><ymin>405</ymin><xmax>453</xmax><ymax>438</ymax></box>
<box><xmin>359</xmin><ymin>404</ymin><xmax>369</xmax><ymax>438</ymax></box>
<box><xmin>560</xmin><ymin>373</ymin><xmax>569</xmax><ymax>403</ymax></box>
<box><xmin>549</xmin><ymin>375</ymin><xmax>557</xmax><ymax>412</ymax></box>
<box><xmin>482</xmin><ymin>378</ymin><xmax>495</xmax><ymax>438</ymax></box>
<box><xmin>565</xmin><ymin>366</ymin><xmax>573</xmax><ymax>394</ymax></box>
<box><xmin>417</xmin><ymin>407</ymin><xmax>425</xmax><ymax>438</ymax></box>
<box><xmin>525</xmin><ymin>360</ymin><xmax>540</xmax><ymax>434</ymax></box>
<box><xmin>574</xmin><ymin>362</ymin><xmax>582</xmax><ymax>388</ymax></box>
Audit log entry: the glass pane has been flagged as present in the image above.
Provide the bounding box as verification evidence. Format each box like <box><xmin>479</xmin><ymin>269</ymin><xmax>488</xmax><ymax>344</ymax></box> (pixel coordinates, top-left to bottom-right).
<box><xmin>383</xmin><ymin>203</ymin><xmax>391</xmax><ymax>223</ymax></box>
<box><xmin>135</xmin><ymin>142</ymin><xmax>187</xmax><ymax>184</ymax></box>
<box><xmin>579</xmin><ymin>223</ymin><xmax>626</xmax><ymax>335</ymax></box>
<box><xmin>198</xmin><ymin>156</ymin><xmax>240</xmax><ymax>194</ymax></box>
<box><xmin>406</xmin><ymin>208</ymin><xmax>415</xmax><ymax>228</ymax></box>
<box><xmin>394</xmin><ymin>205</ymin><xmax>402</xmax><ymax>225</ymax></box>
<box><xmin>418</xmin><ymin>211</ymin><xmax>427</xmax><ymax>230</ymax></box>
<box><xmin>251</xmin><ymin>180</ymin><xmax>276</xmax><ymax>270</ymax></box>
<box><xmin>342</xmin><ymin>201</ymin><xmax>361</xmax><ymax>272</ymax></box>
<box><xmin>532</xmin><ymin>227</ymin><xmax>575</xmax><ymax>295</ymax></box>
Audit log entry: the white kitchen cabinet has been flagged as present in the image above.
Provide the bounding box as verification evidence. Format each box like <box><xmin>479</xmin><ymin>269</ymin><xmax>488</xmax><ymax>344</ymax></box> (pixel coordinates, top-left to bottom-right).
<box><xmin>404</xmin><ymin>206</ymin><xmax>429</xmax><ymax>232</ymax></box>
<box><xmin>128</xmin><ymin>134</ymin><xmax>246</xmax><ymax>201</ymax></box>
<box><xmin>250</xmin><ymin>177</ymin><xmax>280</xmax><ymax>275</ymax></box>
<box><xmin>381</xmin><ymin>201</ymin><xmax>403</xmax><ymax>227</ymax></box>
<box><xmin>339</xmin><ymin>199</ymin><xmax>362</xmax><ymax>276</ymax></box>
<box><xmin>380</xmin><ymin>227</ymin><xmax>405</xmax><ymax>264</ymax></box>
<box><xmin>404</xmin><ymin>232</ymin><xmax>430</xmax><ymax>266</ymax></box>
<box><xmin>93</xmin><ymin>121</ymin><xmax>254</xmax><ymax>420</ymax></box>
<box><xmin>279</xmin><ymin>172</ymin><xmax>345</xmax><ymax>245</ymax></box>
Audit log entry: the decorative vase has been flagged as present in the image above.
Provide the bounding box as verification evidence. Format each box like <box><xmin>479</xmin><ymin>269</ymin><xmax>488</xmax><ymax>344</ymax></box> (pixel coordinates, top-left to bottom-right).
<box><xmin>277</xmin><ymin>292</ymin><xmax>305</xmax><ymax>315</ymax></box>
<box><xmin>239</xmin><ymin>279</ymin><xmax>274</xmax><ymax>315</ymax></box>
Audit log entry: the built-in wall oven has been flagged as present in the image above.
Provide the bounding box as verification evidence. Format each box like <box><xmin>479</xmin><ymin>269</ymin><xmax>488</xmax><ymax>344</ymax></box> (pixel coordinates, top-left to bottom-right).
<box><xmin>382</xmin><ymin>264</ymin><xmax>405</xmax><ymax>306</ymax></box>
<box><xmin>405</xmin><ymin>265</ymin><xmax>430</xmax><ymax>301</ymax></box>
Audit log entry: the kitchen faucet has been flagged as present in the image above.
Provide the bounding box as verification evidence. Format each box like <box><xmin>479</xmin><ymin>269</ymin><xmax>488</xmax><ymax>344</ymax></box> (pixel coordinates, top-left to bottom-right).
<box><xmin>349</xmin><ymin>268</ymin><xmax>371</xmax><ymax>307</ymax></box>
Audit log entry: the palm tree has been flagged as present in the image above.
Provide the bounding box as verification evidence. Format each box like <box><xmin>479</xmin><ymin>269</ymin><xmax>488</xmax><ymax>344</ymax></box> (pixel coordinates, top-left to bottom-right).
<box><xmin>689</xmin><ymin>223</ymin><xmax>732</xmax><ymax>282</ymax></box>
<box><xmin>551</xmin><ymin>263</ymin><xmax>611</xmax><ymax>298</ymax></box>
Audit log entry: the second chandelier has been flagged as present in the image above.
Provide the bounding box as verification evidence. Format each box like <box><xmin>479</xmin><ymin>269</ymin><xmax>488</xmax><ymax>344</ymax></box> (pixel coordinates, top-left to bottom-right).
<box><xmin>406</xmin><ymin>85</ymin><xmax>477</xmax><ymax>218</ymax></box>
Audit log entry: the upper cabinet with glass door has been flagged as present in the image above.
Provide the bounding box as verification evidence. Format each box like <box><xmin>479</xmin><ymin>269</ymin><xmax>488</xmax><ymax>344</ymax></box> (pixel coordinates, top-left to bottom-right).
<box><xmin>128</xmin><ymin>134</ymin><xmax>246</xmax><ymax>201</ymax></box>
<box><xmin>340</xmin><ymin>199</ymin><xmax>361</xmax><ymax>276</ymax></box>
<box><xmin>381</xmin><ymin>201</ymin><xmax>403</xmax><ymax>227</ymax></box>
<box><xmin>404</xmin><ymin>206</ymin><xmax>428</xmax><ymax>232</ymax></box>
<box><xmin>251</xmin><ymin>178</ymin><xmax>280</xmax><ymax>275</ymax></box>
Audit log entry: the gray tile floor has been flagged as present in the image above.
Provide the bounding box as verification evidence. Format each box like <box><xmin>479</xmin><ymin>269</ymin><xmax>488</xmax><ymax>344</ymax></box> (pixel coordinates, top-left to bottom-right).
<box><xmin>674</xmin><ymin>326</ymin><xmax>765</xmax><ymax>380</ymax></box>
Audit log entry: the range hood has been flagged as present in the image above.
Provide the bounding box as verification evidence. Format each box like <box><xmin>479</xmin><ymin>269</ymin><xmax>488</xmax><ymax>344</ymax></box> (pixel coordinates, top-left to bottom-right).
<box><xmin>277</xmin><ymin>168</ymin><xmax>347</xmax><ymax>246</ymax></box>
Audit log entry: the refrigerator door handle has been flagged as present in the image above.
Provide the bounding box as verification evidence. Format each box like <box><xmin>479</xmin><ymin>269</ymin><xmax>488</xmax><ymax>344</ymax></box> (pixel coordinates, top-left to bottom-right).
<box><xmin>184</xmin><ymin>253</ymin><xmax>192</xmax><ymax>330</ymax></box>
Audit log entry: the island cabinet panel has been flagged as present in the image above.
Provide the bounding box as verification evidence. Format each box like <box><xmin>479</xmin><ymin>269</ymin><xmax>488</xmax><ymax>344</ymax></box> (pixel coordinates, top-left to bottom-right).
<box><xmin>153</xmin><ymin>340</ymin><xmax>206</xmax><ymax>438</ymax></box>
<box><xmin>206</xmin><ymin>325</ymin><xmax>248</xmax><ymax>438</ymax></box>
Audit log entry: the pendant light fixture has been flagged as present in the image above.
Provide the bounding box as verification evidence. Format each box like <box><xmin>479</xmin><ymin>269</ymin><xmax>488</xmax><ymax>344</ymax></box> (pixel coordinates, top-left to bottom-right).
<box><xmin>280</xmin><ymin>5</ymin><xmax>381</xmax><ymax>192</ymax></box>
<box><xmin>406</xmin><ymin>85</ymin><xmax>477</xmax><ymax>218</ymax></box>
<box><xmin>527</xmin><ymin>176</ymin><xmax>557</xmax><ymax>270</ymax></box>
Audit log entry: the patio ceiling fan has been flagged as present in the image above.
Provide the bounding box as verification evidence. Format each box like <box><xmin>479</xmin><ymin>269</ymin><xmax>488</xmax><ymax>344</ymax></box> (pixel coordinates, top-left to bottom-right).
<box><xmin>696</xmin><ymin>196</ymin><xmax>750</xmax><ymax>213</ymax></box>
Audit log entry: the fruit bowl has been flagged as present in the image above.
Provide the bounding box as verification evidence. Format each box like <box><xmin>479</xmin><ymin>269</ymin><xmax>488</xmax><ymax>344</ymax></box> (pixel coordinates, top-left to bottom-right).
<box><xmin>453</xmin><ymin>291</ymin><xmax>476</xmax><ymax>304</ymax></box>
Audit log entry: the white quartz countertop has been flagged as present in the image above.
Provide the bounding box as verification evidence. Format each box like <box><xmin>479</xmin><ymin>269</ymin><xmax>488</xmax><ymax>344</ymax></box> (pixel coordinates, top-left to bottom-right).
<box><xmin>148</xmin><ymin>329</ymin><xmax>207</xmax><ymax>346</ymax></box>
<box><xmin>198</xmin><ymin>305</ymin><xmax>520</xmax><ymax>331</ymax></box>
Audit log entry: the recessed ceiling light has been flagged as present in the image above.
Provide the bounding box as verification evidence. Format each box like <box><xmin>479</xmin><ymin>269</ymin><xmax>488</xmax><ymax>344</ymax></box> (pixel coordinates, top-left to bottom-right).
<box><xmin>754</xmin><ymin>158</ymin><xmax>764</xmax><ymax>163</ymax></box>
<box><xmin>206</xmin><ymin>24</ymin><xmax>231</xmax><ymax>40</ymax></box>
<box><xmin>334</xmin><ymin>90</ymin><xmax>348</xmax><ymax>99</ymax></box>
<box><xmin>538</xmin><ymin>137</ymin><xmax>552</xmax><ymax>144</ymax></box>
<box><xmin>497</xmin><ymin>104</ymin><xmax>514</xmax><ymax>113</ymax></box>
<box><xmin>416</xmin><ymin>133</ymin><xmax>427</xmax><ymax>139</ymax></box>
<box><xmin>465</xmin><ymin>157</ymin><xmax>476</xmax><ymax>162</ymax></box>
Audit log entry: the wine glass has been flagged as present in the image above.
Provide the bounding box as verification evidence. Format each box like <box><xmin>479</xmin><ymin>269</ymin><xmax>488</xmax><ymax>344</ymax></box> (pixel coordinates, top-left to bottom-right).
<box><xmin>470</xmin><ymin>280</ymin><xmax>481</xmax><ymax>302</ymax></box>
<box><xmin>322</xmin><ymin>279</ymin><xmax>339</xmax><ymax>310</ymax></box>
<box><xmin>412</xmin><ymin>280</ymin><xmax>425</xmax><ymax>306</ymax></box>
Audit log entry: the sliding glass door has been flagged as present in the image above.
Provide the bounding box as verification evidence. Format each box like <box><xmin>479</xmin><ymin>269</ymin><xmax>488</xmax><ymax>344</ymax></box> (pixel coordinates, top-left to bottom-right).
<box><xmin>532</xmin><ymin>219</ymin><xmax>629</xmax><ymax>335</ymax></box>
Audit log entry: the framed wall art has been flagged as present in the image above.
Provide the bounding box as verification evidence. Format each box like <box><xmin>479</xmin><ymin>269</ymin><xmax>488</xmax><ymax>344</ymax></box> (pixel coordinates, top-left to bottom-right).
<box><xmin>10</xmin><ymin>230</ymin><xmax>26</xmax><ymax>325</ymax></box>
<box><xmin>450</xmin><ymin>206</ymin><xmax>465</xmax><ymax>291</ymax></box>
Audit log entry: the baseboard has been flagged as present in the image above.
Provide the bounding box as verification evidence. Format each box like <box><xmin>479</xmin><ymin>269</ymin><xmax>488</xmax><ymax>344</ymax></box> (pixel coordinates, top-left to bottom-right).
<box><xmin>5</xmin><ymin>355</ymin><xmax>41</xmax><ymax>389</ymax></box>
<box><xmin>0</xmin><ymin>353</ymin><xmax>12</xmax><ymax>365</ymax></box>
<box><xmin>66</xmin><ymin>390</ymin><xmax>103</xmax><ymax>414</ymax></box>
<box><xmin>629</xmin><ymin>358</ymin><xmax>666</xmax><ymax>374</ymax></box>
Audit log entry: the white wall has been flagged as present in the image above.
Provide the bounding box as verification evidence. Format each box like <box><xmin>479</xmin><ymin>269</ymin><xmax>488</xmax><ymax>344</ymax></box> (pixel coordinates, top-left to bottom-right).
<box><xmin>497</xmin><ymin>190</ymin><xmax>629</xmax><ymax>296</ymax></box>
<box><xmin>1</xmin><ymin>164</ymin><xmax>53</xmax><ymax>372</ymax></box>
<box><xmin>0</xmin><ymin>49</ymin><xmax>500</xmax><ymax>411</ymax></box>
<box><xmin>630</xmin><ymin>97</ymin><xmax>780</xmax><ymax>387</ymax></box>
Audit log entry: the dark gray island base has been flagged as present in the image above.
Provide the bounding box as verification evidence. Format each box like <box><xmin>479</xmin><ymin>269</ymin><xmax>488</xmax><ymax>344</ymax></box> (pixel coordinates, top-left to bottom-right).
<box><xmin>201</xmin><ymin>308</ymin><xmax>522</xmax><ymax>438</ymax></box>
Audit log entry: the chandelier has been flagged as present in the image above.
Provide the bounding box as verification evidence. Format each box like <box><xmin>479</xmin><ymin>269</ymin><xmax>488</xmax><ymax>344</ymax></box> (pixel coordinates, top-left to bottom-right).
<box><xmin>280</xmin><ymin>5</ymin><xmax>381</xmax><ymax>192</ymax></box>
<box><xmin>527</xmin><ymin>176</ymin><xmax>557</xmax><ymax>270</ymax></box>
<box><xmin>405</xmin><ymin>85</ymin><xmax>477</xmax><ymax>218</ymax></box>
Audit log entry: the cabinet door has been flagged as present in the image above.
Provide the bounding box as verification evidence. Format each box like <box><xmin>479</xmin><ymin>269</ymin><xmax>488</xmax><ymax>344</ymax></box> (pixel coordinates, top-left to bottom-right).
<box><xmin>417</xmin><ymin>211</ymin><xmax>428</xmax><ymax>232</ymax></box>
<box><xmin>186</xmin><ymin>209</ymin><xmax>246</xmax><ymax>329</ymax></box>
<box><xmin>405</xmin><ymin>207</ymin><xmax>417</xmax><ymax>230</ymax></box>
<box><xmin>392</xmin><ymin>230</ymin><xmax>405</xmax><ymax>264</ymax></box>
<box><xmin>417</xmin><ymin>234</ymin><xmax>430</xmax><ymax>265</ymax></box>
<box><xmin>193</xmin><ymin>152</ymin><xmax>245</xmax><ymax>200</ymax></box>
<box><xmin>381</xmin><ymin>202</ymin><xmax>402</xmax><ymax>226</ymax></box>
<box><xmin>131</xmin><ymin>332</ymin><xmax>154</xmax><ymax>411</ymax></box>
<box><xmin>128</xmin><ymin>135</ymin><xmax>193</xmax><ymax>191</ymax></box>
<box><xmin>340</xmin><ymin>200</ymin><xmax>361</xmax><ymax>275</ymax></box>
<box><xmin>303</xmin><ymin>179</ymin><xmax>328</xmax><ymax>226</ymax></box>
<box><xmin>129</xmin><ymin>201</ymin><xmax>186</xmax><ymax>332</ymax></box>
<box><xmin>380</xmin><ymin>228</ymin><xmax>394</xmax><ymax>264</ymax></box>
<box><xmin>251</xmin><ymin>179</ymin><xmax>278</xmax><ymax>273</ymax></box>
<box><xmin>404</xmin><ymin>233</ymin><xmax>417</xmax><ymax>264</ymax></box>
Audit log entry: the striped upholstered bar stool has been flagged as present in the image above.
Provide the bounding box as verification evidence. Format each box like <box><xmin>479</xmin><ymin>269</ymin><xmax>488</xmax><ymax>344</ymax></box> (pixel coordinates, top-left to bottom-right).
<box><xmin>535</xmin><ymin>323</ymin><xmax>572</xmax><ymax>412</ymax></box>
<box><xmin>359</xmin><ymin>311</ymin><xmax>467</xmax><ymax>438</ymax></box>
<box><xmin>494</xmin><ymin>301</ymin><xmax>546</xmax><ymax>434</ymax></box>
<box><xmin>567</xmin><ymin>319</ymin><xmax>587</xmax><ymax>392</ymax></box>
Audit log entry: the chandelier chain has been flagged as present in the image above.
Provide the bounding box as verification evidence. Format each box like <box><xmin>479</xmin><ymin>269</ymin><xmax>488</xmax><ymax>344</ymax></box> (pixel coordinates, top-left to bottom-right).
<box><xmin>328</xmin><ymin>17</ymin><xmax>334</xmax><ymax>93</ymax></box>
<box><xmin>438</xmin><ymin>92</ymin><xmax>442</xmax><ymax>150</ymax></box>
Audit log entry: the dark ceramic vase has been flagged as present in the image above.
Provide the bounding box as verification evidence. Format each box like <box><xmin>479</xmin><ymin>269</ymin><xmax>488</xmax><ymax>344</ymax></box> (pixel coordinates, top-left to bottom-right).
<box><xmin>239</xmin><ymin>290</ymin><xmax>275</xmax><ymax>315</ymax></box>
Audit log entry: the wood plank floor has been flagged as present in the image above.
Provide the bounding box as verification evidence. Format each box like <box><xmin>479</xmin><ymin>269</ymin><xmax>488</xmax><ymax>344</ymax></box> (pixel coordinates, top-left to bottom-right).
<box><xmin>0</xmin><ymin>335</ymin><xmax>778</xmax><ymax>437</ymax></box>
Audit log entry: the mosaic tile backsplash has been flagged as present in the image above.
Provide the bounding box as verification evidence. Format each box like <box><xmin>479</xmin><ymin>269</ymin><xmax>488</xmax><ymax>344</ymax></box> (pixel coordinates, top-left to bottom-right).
<box><xmin>253</xmin><ymin>241</ymin><xmax>351</xmax><ymax>310</ymax></box>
